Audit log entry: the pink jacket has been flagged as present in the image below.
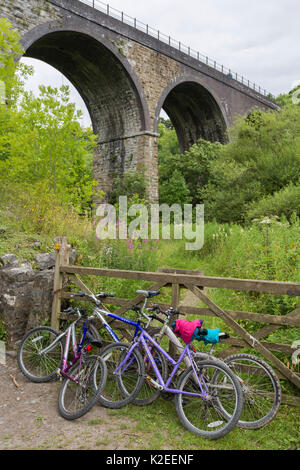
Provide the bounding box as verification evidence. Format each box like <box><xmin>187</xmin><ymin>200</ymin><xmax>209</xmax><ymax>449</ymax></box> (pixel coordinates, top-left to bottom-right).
<box><xmin>173</xmin><ymin>318</ymin><xmax>203</xmax><ymax>344</ymax></box>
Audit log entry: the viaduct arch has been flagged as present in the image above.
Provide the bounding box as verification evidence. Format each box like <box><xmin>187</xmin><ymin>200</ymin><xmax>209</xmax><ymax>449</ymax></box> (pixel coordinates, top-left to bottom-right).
<box><xmin>1</xmin><ymin>0</ymin><xmax>278</xmax><ymax>202</ymax></box>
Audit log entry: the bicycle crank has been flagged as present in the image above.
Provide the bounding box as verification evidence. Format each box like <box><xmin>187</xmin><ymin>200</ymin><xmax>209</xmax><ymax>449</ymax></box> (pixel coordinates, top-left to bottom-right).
<box><xmin>145</xmin><ymin>375</ymin><xmax>164</xmax><ymax>391</ymax></box>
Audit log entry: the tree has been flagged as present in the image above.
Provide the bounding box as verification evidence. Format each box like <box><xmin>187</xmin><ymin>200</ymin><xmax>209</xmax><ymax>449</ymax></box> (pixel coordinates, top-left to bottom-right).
<box><xmin>159</xmin><ymin>136</ymin><xmax>222</xmax><ymax>206</ymax></box>
<box><xmin>0</xmin><ymin>85</ymin><xmax>97</xmax><ymax>211</ymax></box>
<box><xmin>158</xmin><ymin>121</ymin><xmax>180</xmax><ymax>165</ymax></box>
<box><xmin>0</xmin><ymin>18</ymin><xmax>32</xmax><ymax>106</ymax></box>
<box><xmin>159</xmin><ymin>169</ymin><xmax>191</xmax><ymax>206</ymax></box>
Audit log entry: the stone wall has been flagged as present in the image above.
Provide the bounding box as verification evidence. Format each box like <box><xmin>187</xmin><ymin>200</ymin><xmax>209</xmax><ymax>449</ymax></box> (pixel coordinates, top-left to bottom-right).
<box><xmin>0</xmin><ymin>251</ymin><xmax>76</xmax><ymax>349</ymax></box>
<box><xmin>0</xmin><ymin>0</ymin><xmax>62</xmax><ymax>36</ymax></box>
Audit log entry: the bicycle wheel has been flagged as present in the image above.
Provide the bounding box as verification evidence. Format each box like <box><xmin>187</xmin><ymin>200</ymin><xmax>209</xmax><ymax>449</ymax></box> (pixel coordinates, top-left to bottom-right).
<box><xmin>58</xmin><ymin>355</ymin><xmax>107</xmax><ymax>420</ymax></box>
<box><xmin>132</xmin><ymin>342</ymin><xmax>168</xmax><ymax>406</ymax></box>
<box><xmin>17</xmin><ymin>326</ymin><xmax>64</xmax><ymax>382</ymax></box>
<box><xmin>97</xmin><ymin>342</ymin><xmax>145</xmax><ymax>409</ymax></box>
<box><xmin>224</xmin><ymin>353</ymin><xmax>282</xmax><ymax>429</ymax></box>
<box><xmin>175</xmin><ymin>359</ymin><xmax>243</xmax><ymax>440</ymax></box>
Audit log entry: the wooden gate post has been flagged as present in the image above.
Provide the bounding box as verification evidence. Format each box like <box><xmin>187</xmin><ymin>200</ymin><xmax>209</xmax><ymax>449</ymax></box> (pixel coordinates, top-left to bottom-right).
<box><xmin>51</xmin><ymin>237</ymin><xmax>70</xmax><ymax>330</ymax></box>
<box><xmin>170</xmin><ymin>282</ymin><xmax>180</xmax><ymax>357</ymax></box>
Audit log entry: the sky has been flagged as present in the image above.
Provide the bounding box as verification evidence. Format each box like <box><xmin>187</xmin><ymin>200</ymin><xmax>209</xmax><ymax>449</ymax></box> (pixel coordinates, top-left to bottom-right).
<box><xmin>21</xmin><ymin>0</ymin><xmax>300</xmax><ymax>127</ymax></box>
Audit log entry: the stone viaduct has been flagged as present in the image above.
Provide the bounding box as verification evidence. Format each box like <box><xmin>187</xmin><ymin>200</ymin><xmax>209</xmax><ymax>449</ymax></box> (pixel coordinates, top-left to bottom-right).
<box><xmin>1</xmin><ymin>0</ymin><xmax>278</xmax><ymax>201</ymax></box>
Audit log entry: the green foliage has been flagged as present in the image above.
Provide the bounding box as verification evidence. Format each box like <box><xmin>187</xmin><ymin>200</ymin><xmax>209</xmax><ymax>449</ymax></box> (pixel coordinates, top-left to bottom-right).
<box><xmin>0</xmin><ymin>18</ymin><xmax>30</xmax><ymax>105</ymax></box>
<box><xmin>275</xmin><ymin>84</ymin><xmax>300</xmax><ymax>107</ymax></box>
<box><xmin>0</xmin><ymin>85</ymin><xmax>98</xmax><ymax>213</ymax></box>
<box><xmin>159</xmin><ymin>134</ymin><xmax>222</xmax><ymax>206</ymax></box>
<box><xmin>224</xmin><ymin>105</ymin><xmax>300</xmax><ymax>195</ymax></box>
<box><xmin>0</xmin><ymin>181</ymin><xmax>92</xmax><ymax>244</ymax></box>
<box><xmin>157</xmin><ymin>120</ymin><xmax>180</xmax><ymax>164</ymax></box>
<box><xmin>158</xmin><ymin>100</ymin><xmax>300</xmax><ymax>224</ymax></box>
<box><xmin>108</xmin><ymin>167</ymin><xmax>148</xmax><ymax>205</ymax></box>
<box><xmin>0</xmin><ymin>20</ymin><xmax>99</xmax><ymax>217</ymax></box>
<box><xmin>247</xmin><ymin>182</ymin><xmax>300</xmax><ymax>221</ymax></box>
<box><xmin>159</xmin><ymin>169</ymin><xmax>191</xmax><ymax>206</ymax></box>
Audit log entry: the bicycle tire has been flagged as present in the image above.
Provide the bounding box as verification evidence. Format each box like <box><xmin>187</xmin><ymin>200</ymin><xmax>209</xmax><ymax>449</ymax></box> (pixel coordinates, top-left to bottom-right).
<box><xmin>223</xmin><ymin>353</ymin><xmax>282</xmax><ymax>429</ymax></box>
<box><xmin>88</xmin><ymin>323</ymin><xmax>101</xmax><ymax>341</ymax></box>
<box><xmin>175</xmin><ymin>359</ymin><xmax>243</xmax><ymax>439</ymax></box>
<box><xmin>132</xmin><ymin>342</ymin><xmax>168</xmax><ymax>406</ymax></box>
<box><xmin>97</xmin><ymin>342</ymin><xmax>145</xmax><ymax>409</ymax></box>
<box><xmin>17</xmin><ymin>326</ymin><xmax>64</xmax><ymax>383</ymax></box>
<box><xmin>58</xmin><ymin>355</ymin><xmax>107</xmax><ymax>420</ymax></box>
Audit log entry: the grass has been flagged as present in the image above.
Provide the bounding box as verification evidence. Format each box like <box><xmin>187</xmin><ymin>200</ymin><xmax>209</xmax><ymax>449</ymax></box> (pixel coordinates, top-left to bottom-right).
<box><xmin>102</xmin><ymin>399</ymin><xmax>300</xmax><ymax>450</ymax></box>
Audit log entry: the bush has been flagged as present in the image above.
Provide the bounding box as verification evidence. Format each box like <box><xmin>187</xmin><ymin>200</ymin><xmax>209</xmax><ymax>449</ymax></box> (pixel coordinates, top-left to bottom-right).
<box><xmin>108</xmin><ymin>167</ymin><xmax>148</xmax><ymax>205</ymax></box>
<box><xmin>246</xmin><ymin>183</ymin><xmax>300</xmax><ymax>222</ymax></box>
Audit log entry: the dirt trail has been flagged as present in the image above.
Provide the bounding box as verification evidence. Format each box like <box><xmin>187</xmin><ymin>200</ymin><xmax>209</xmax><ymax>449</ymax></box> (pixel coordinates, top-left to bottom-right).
<box><xmin>0</xmin><ymin>355</ymin><xmax>140</xmax><ymax>450</ymax></box>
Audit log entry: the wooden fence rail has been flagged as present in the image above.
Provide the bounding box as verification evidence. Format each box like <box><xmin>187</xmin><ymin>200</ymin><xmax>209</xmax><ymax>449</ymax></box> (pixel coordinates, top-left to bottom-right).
<box><xmin>51</xmin><ymin>237</ymin><xmax>300</xmax><ymax>405</ymax></box>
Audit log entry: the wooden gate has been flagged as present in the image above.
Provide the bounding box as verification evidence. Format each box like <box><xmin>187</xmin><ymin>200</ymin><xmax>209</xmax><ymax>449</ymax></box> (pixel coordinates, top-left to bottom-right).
<box><xmin>51</xmin><ymin>237</ymin><xmax>300</xmax><ymax>405</ymax></box>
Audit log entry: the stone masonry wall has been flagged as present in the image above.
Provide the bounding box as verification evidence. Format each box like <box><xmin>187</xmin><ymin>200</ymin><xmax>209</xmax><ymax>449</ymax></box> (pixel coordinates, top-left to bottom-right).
<box><xmin>0</xmin><ymin>251</ymin><xmax>76</xmax><ymax>349</ymax></box>
<box><xmin>0</xmin><ymin>0</ymin><xmax>62</xmax><ymax>36</ymax></box>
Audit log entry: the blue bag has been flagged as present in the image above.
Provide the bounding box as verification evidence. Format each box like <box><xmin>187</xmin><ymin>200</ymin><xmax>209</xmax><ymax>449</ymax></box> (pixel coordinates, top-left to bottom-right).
<box><xmin>193</xmin><ymin>328</ymin><xmax>220</xmax><ymax>345</ymax></box>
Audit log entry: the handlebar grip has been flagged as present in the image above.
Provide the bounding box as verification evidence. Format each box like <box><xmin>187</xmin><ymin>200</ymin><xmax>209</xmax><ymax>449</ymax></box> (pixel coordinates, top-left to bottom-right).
<box><xmin>130</xmin><ymin>305</ymin><xmax>141</xmax><ymax>312</ymax></box>
<box><xmin>198</xmin><ymin>328</ymin><xmax>208</xmax><ymax>336</ymax></box>
<box><xmin>171</xmin><ymin>309</ymin><xmax>185</xmax><ymax>316</ymax></box>
<box><xmin>148</xmin><ymin>313</ymin><xmax>164</xmax><ymax>324</ymax></box>
<box><xmin>71</xmin><ymin>292</ymin><xmax>85</xmax><ymax>298</ymax></box>
<box><xmin>97</xmin><ymin>292</ymin><xmax>115</xmax><ymax>298</ymax></box>
<box><xmin>62</xmin><ymin>307</ymin><xmax>75</xmax><ymax>315</ymax></box>
<box><xmin>147</xmin><ymin>306</ymin><xmax>158</xmax><ymax>312</ymax></box>
<box><xmin>219</xmin><ymin>332</ymin><xmax>230</xmax><ymax>340</ymax></box>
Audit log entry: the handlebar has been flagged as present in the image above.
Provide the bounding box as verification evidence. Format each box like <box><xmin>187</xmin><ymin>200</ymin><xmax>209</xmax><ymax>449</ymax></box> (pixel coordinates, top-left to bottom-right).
<box><xmin>146</xmin><ymin>304</ymin><xmax>184</xmax><ymax>317</ymax></box>
<box><xmin>62</xmin><ymin>306</ymin><xmax>87</xmax><ymax>318</ymax></box>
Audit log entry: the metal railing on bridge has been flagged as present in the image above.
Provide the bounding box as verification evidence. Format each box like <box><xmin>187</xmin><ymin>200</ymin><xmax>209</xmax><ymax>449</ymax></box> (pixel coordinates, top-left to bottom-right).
<box><xmin>78</xmin><ymin>0</ymin><xmax>274</xmax><ymax>100</ymax></box>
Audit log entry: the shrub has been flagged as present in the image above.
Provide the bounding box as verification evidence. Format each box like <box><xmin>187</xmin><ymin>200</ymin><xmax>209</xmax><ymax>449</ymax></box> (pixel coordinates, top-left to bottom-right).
<box><xmin>246</xmin><ymin>183</ymin><xmax>300</xmax><ymax>222</ymax></box>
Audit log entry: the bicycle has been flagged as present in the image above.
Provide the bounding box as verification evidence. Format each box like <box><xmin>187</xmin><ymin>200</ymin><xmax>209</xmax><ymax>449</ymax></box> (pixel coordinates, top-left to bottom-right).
<box><xmin>58</xmin><ymin>290</ymin><xmax>169</xmax><ymax>407</ymax></box>
<box><xmin>17</xmin><ymin>291</ymin><xmax>116</xmax><ymax>383</ymax></box>
<box><xmin>142</xmin><ymin>301</ymin><xmax>282</xmax><ymax>429</ymax></box>
<box><xmin>49</xmin><ymin>288</ymin><xmax>281</xmax><ymax>429</ymax></box>
<box><xmin>17</xmin><ymin>303</ymin><xmax>107</xmax><ymax>420</ymax></box>
<box><xmin>95</xmin><ymin>296</ymin><xmax>244</xmax><ymax>440</ymax></box>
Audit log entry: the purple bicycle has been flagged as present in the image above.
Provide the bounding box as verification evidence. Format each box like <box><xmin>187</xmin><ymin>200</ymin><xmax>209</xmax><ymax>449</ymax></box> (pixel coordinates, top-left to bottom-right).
<box><xmin>96</xmin><ymin>290</ymin><xmax>244</xmax><ymax>440</ymax></box>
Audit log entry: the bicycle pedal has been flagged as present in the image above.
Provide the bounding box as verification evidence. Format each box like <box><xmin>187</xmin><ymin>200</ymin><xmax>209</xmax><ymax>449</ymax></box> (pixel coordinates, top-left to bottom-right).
<box><xmin>145</xmin><ymin>376</ymin><xmax>163</xmax><ymax>391</ymax></box>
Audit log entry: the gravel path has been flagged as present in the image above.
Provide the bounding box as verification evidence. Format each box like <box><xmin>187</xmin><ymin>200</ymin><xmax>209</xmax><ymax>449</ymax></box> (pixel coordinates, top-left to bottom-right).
<box><xmin>0</xmin><ymin>354</ymin><xmax>140</xmax><ymax>450</ymax></box>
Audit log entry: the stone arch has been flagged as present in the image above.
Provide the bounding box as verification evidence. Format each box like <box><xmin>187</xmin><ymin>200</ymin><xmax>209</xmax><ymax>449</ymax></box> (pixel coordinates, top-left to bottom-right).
<box><xmin>20</xmin><ymin>19</ymin><xmax>152</xmax><ymax>197</ymax></box>
<box><xmin>155</xmin><ymin>75</ymin><xmax>229</xmax><ymax>152</ymax></box>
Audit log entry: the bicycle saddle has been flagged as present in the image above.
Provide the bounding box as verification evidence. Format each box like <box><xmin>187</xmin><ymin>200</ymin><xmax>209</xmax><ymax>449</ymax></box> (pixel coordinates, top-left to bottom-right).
<box><xmin>86</xmin><ymin>332</ymin><xmax>103</xmax><ymax>349</ymax></box>
<box><xmin>136</xmin><ymin>290</ymin><xmax>160</xmax><ymax>298</ymax></box>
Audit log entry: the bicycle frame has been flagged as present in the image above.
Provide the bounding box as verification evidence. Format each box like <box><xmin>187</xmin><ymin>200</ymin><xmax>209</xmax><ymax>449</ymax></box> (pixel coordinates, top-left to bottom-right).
<box><xmin>39</xmin><ymin>317</ymin><xmax>90</xmax><ymax>381</ymax></box>
<box><xmin>93</xmin><ymin>306</ymin><xmax>142</xmax><ymax>343</ymax></box>
<box><xmin>107</xmin><ymin>317</ymin><xmax>210</xmax><ymax>398</ymax></box>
